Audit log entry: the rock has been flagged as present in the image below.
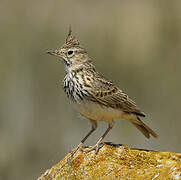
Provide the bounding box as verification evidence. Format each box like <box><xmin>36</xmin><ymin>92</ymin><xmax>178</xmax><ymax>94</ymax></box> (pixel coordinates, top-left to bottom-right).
<box><xmin>38</xmin><ymin>143</ymin><xmax>181</xmax><ymax>180</ymax></box>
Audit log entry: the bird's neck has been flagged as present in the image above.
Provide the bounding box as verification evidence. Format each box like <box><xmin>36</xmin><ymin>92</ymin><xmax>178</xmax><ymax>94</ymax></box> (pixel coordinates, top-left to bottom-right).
<box><xmin>65</xmin><ymin>60</ymin><xmax>95</xmax><ymax>75</ymax></box>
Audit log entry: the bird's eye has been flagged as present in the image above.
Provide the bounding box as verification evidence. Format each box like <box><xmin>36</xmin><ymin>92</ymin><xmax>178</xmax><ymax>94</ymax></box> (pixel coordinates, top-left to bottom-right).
<box><xmin>68</xmin><ymin>50</ymin><xmax>73</xmax><ymax>55</ymax></box>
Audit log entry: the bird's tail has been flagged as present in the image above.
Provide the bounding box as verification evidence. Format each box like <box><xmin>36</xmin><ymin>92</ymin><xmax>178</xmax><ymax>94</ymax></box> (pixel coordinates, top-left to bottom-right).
<box><xmin>131</xmin><ymin>116</ymin><xmax>158</xmax><ymax>139</ymax></box>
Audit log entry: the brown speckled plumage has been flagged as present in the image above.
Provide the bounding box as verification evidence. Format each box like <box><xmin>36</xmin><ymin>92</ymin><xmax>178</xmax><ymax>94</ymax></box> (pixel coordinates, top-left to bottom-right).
<box><xmin>47</xmin><ymin>27</ymin><xmax>158</xmax><ymax>154</ymax></box>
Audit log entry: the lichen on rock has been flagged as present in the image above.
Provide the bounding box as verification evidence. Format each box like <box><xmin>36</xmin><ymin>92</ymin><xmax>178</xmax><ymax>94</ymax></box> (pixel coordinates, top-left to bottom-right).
<box><xmin>38</xmin><ymin>143</ymin><xmax>181</xmax><ymax>180</ymax></box>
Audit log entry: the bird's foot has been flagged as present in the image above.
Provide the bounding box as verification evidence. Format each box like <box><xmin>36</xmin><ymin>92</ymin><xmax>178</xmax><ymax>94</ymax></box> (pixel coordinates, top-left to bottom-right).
<box><xmin>85</xmin><ymin>140</ymin><xmax>104</xmax><ymax>154</ymax></box>
<box><xmin>70</xmin><ymin>142</ymin><xmax>84</xmax><ymax>156</ymax></box>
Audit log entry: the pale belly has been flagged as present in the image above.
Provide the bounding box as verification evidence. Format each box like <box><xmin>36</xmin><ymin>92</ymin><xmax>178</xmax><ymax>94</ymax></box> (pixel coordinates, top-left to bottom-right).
<box><xmin>73</xmin><ymin>101</ymin><xmax>131</xmax><ymax>123</ymax></box>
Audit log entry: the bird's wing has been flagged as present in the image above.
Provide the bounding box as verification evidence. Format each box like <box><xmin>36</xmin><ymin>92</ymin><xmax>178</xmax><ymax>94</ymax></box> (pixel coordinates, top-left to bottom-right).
<box><xmin>87</xmin><ymin>74</ymin><xmax>146</xmax><ymax>117</ymax></box>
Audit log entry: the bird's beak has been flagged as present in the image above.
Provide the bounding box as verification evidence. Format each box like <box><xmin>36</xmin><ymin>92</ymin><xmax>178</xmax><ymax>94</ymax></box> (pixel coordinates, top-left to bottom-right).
<box><xmin>46</xmin><ymin>49</ymin><xmax>59</xmax><ymax>56</ymax></box>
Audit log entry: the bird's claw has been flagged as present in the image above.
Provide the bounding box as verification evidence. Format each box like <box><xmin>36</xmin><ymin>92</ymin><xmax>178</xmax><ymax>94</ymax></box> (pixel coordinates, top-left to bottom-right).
<box><xmin>84</xmin><ymin>142</ymin><xmax>104</xmax><ymax>154</ymax></box>
<box><xmin>70</xmin><ymin>142</ymin><xmax>83</xmax><ymax>156</ymax></box>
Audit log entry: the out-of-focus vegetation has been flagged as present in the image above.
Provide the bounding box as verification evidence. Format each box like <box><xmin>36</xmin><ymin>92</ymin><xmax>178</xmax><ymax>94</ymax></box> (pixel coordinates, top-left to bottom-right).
<box><xmin>0</xmin><ymin>1</ymin><xmax>181</xmax><ymax>179</ymax></box>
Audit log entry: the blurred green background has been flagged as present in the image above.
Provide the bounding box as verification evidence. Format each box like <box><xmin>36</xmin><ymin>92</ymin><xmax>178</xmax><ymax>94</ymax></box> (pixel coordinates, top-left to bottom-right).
<box><xmin>1</xmin><ymin>0</ymin><xmax>181</xmax><ymax>179</ymax></box>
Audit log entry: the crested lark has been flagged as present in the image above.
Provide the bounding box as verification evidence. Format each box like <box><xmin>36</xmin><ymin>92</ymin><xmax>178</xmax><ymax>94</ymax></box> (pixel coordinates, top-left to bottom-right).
<box><xmin>47</xmin><ymin>27</ymin><xmax>158</xmax><ymax>154</ymax></box>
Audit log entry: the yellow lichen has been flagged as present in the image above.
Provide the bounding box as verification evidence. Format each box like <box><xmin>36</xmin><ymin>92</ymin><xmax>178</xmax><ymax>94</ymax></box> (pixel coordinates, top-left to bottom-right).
<box><xmin>38</xmin><ymin>144</ymin><xmax>181</xmax><ymax>180</ymax></box>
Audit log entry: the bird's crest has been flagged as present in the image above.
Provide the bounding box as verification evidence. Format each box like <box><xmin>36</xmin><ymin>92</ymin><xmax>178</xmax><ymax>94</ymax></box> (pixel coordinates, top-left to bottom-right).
<box><xmin>63</xmin><ymin>26</ymin><xmax>80</xmax><ymax>48</ymax></box>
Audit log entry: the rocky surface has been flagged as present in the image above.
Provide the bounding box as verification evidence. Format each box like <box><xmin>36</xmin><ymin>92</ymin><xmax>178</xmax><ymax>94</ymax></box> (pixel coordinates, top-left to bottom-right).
<box><xmin>38</xmin><ymin>143</ymin><xmax>181</xmax><ymax>180</ymax></box>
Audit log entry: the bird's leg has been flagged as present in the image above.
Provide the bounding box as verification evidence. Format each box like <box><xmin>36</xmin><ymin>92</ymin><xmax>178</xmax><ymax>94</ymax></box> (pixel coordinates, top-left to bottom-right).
<box><xmin>86</xmin><ymin>121</ymin><xmax>114</xmax><ymax>154</ymax></box>
<box><xmin>71</xmin><ymin>120</ymin><xmax>97</xmax><ymax>156</ymax></box>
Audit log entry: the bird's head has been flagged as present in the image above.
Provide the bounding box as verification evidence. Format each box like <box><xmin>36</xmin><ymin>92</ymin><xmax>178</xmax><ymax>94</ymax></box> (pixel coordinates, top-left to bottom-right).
<box><xmin>47</xmin><ymin>26</ymin><xmax>90</xmax><ymax>71</ymax></box>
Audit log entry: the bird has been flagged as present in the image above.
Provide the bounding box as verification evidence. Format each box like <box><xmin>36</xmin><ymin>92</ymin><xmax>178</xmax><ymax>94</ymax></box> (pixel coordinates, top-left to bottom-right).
<box><xmin>47</xmin><ymin>27</ymin><xmax>158</xmax><ymax>154</ymax></box>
